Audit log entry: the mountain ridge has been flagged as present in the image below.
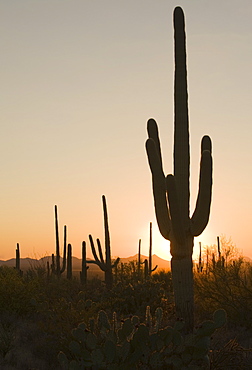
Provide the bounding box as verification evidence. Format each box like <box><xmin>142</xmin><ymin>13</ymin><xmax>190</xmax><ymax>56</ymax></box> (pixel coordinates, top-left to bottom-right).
<box><xmin>0</xmin><ymin>254</ymin><xmax>171</xmax><ymax>271</ymax></box>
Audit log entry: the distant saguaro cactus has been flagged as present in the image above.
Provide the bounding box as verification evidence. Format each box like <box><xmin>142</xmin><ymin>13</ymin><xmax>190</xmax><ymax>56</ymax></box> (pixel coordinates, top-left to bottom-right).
<box><xmin>67</xmin><ymin>243</ymin><xmax>72</xmax><ymax>280</ymax></box>
<box><xmin>53</xmin><ymin>206</ymin><xmax>67</xmax><ymax>277</ymax></box>
<box><xmin>146</xmin><ymin>7</ymin><xmax>212</xmax><ymax>331</ymax></box>
<box><xmin>87</xmin><ymin>195</ymin><xmax>120</xmax><ymax>289</ymax></box>
<box><xmin>15</xmin><ymin>243</ymin><xmax>20</xmax><ymax>271</ymax></box>
<box><xmin>197</xmin><ymin>242</ymin><xmax>203</xmax><ymax>273</ymax></box>
<box><xmin>137</xmin><ymin>239</ymin><xmax>142</xmax><ymax>279</ymax></box>
<box><xmin>15</xmin><ymin>243</ymin><xmax>22</xmax><ymax>276</ymax></box>
<box><xmin>80</xmin><ymin>241</ymin><xmax>89</xmax><ymax>285</ymax></box>
<box><xmin>148</xmin><ymin>222</ymin><xmax>157</xmax><ymax>276</ymax></box>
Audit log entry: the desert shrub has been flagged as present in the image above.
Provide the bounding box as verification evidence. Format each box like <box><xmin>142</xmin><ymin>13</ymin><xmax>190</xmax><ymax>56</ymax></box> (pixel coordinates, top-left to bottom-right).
<box><xmin>194</xmin><ymin>258</ymin><xmax>252</xmax><ymax>328</ymax></box>
<box><xmin>87</xmin><ymin>279</ymin><xmax>172</xmax><ymax>321</ymax></box>
<box><xmin>0</xmin><ymin>266</ymin><xmax>40</xmax><ymax>315</ymax></box>
<box><xmin>152</xmin><ymin>269</ymin><xmax>173</xmax><ymax>288</ymax></box>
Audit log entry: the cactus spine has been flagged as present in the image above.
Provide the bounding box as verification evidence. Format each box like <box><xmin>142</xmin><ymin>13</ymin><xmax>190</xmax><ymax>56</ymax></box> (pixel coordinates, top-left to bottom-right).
<box><xmin>87</xmin><ymin>195</ymin><xmax>120</xmax><ymax>289</ymax></box>
<box><xmin>146</xmin><ymin>7</ymin><xmax>212</xmax><ymax>331</ymax></box>
<box><xmin>80</xmin><ymin>241</ymin><xmax>89</xmax><ymax>284</ymax></box>
<box><xmin>54</xmin><ymin>206</ymin><xmax>67</xmax><ymax>277</ymax></box>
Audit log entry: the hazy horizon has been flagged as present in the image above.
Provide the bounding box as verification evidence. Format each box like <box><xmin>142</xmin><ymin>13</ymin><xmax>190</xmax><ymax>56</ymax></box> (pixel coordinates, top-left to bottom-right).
<box><xmin>1</xmin><ymin>1</ymin><xmax>252</xmax><ymax>261</ymax></box>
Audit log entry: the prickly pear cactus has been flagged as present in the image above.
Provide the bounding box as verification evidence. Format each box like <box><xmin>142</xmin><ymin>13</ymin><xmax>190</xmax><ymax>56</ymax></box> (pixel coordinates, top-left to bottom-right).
<box><xmin>58</xmin><ymin>308</ymin><xmax>226</xmax><ymax>369</ymax></box>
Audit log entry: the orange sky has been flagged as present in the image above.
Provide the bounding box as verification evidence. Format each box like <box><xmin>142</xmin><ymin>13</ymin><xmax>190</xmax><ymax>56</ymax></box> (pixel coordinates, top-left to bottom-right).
<box><xmin>1</xmin><ymin>1</ymin><xmax>252</xmax><ymax>262</ymax></box>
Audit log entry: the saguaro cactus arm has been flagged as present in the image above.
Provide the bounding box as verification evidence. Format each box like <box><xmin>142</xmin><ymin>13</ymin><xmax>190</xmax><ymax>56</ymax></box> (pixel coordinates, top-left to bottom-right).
<box><xmin>190</xmin><ymin>137</ymin><xmax>212</xmax><ymax>236</ymax></box>
<box><xmin>96</xmin><ymin>239</ymin><xmax>105</xmax><ymax>264</ymax></box>
<box><xmin>88</xmin><ymin>235</ymin><xmax>106</xmax><ymax>271</ymax></box>
<box><xmin>146</xmin><ymin>121</ymin><xmax>171</xmax><ymax>240</ymax></box>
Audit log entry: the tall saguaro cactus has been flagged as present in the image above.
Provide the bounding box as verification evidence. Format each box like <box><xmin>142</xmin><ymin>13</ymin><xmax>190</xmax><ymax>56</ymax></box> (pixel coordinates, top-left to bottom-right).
<box><xmin>87</xmin><ymin>195</ymin><xmax>120</xmax><ymax>289</ymax></box>
<box><xmin>146</xmin><ymin>7</ymin><xmax>212</xmax><ymax>332</ymax></box>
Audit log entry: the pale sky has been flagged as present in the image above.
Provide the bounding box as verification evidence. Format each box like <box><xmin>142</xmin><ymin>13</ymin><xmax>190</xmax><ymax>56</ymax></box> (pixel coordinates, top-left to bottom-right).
<box><xmin>1</xmin><ymin>0</ymin><xmax>252</xmax><ymax>261</ymax></box>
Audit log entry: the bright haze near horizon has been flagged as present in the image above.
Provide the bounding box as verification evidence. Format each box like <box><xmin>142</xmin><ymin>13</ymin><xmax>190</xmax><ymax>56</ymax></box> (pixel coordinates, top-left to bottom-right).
<box><xmin>1</xmin><ymin>0</ymin><xmax>252</xmax><ymax>261</ymax></box>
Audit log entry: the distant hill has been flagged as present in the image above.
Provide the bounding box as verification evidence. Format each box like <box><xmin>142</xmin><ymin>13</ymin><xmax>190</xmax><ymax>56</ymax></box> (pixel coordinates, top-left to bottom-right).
<box><xmin>117</xmin><ymin>254</ymin><xmax>170</xmax><ymax>270</ymax></box>
<box><xmin>0</xmin><ymin>254</ymin><xmax>170</xmax><ymax>272</ymax></box>
<box><xmin>2</xmin><ymin>254</ymin><xmax>252</xmax><ymax>274</ymax></box>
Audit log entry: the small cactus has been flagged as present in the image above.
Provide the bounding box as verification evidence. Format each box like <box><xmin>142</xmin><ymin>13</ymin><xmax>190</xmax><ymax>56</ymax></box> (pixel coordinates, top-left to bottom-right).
<box><xmin>80</xmin><ymin>241</ymin><xmax>89</xmax><ymax>285</ymax></box>
<box><xmin>53</xmin><ymin>205</ymin><xmax>67</xmax><ymax>277</ymax></box>
<box><xmin>148</xmin><ymin>222</ymin><xmax>158</xmax><ymax>276</ymax></box>
<box><xmin>145</xmin><ymin>305</ymin><xmax>152</xmax><ymax>329</ymax></box>
<box><xmin>66</xmin><ymin>243</ymin><xmax>72</xmax><ymax>280</ymax></box>
<box><xmin>197</xmin><ymin>242</ymin><xmax>203</xmax><ymax>273</ymax></box>
<box><xmin>137</xmin><ymin>239</ymin><xmax>142</xmax><ymax>279</ymax></box>
<box><xmin>86</xmin><ymin>195</ymin><xmax>120</xmax><ymax>289</ymax></box>
<box><xmin>15</xmin><ymin>243</ymin><xmax>23</xmax><ymax>276</ymax></box>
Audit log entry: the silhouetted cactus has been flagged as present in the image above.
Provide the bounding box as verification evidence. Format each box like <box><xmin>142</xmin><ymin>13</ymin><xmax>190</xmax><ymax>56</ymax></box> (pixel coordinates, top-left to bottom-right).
<box><xmin>80</xmin><ymin>241</ymin><xmax>89</xmax><ymax>285</ymax></box>
<box><xmin>15</xmin><ymin>243</ymin><xmax>20</xmax><ymax>271</ymax></box>
<box><xmin>87</xmin><ymin>195</ymin><xmax>120</xmax><ymax>289</ymax></box>
<box><xmin>148</xmin><ymin>222</ymin><xmax>158</xmax><ymax>276</ymax></box>
<box><xmin>197</xmin><ymin>242</ymin><xmax>203</xmax><ymax>273</ymax></box>
<box><xmin>144</xmin><ymin>259</ymin><xmax>149</xmax><ymax>280</ymax></box>
<box><xmin>67</xmin><ymin>243</ymin><xmax>72</xmax><ymax>280</ymax></box>
<box><xmin>137</xmin><ymin>239</ymin><xmax>142</xmax><ymax>279</ymax></box>
<box><xmin>217</xmin><ymin>236</ymin><xmax>221</xmax><ymax>260</ymax></box>
<box><xmin>143</xmin><ymin>223</ymin><xmax>158</xmax><ymax>280</ymax></box>
<box><xmin>15</xmin><ymin>243</ymin><xmax>22</xmax><ymax>276</ymax></box>
<box><xmin>53</xmin><ymin>206</ymin><xmax>67</xmax><ymax>277</ymax></box>
<box><xmin>146</xmin><ymin>7</ymin><xmax>212</xmax><ymax>331</ymax></box>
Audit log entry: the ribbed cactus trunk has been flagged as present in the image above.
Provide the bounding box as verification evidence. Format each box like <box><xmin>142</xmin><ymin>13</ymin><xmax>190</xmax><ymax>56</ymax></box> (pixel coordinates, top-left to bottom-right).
<box><xmin>171</xmin><ymin>8</ymin><xmax>193</xmax><ymax>329</ymax></box>
<box><xmin>146</xmin><ymin>7</ymin><xmax>212</xmax><ymax>332</ymax></box>
<box><xmin>144</xmin><ymin>259</ymin><xmax>149</xmax><ymax>280</ymax></box>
